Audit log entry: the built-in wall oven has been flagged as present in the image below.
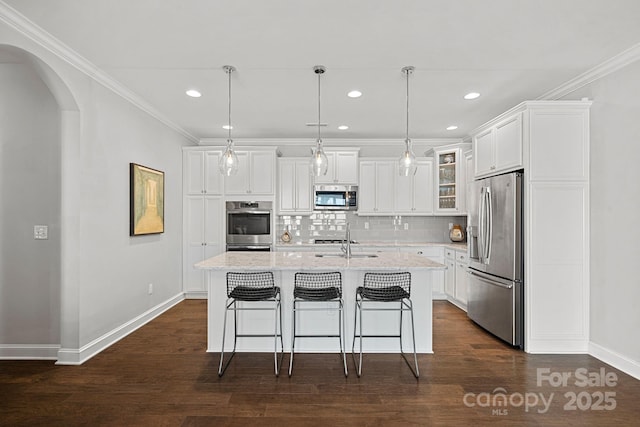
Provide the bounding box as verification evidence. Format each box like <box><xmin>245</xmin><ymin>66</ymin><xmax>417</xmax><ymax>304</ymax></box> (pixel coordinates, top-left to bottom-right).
<box><xmin>225</xmin><ymin>201</ymin><xmax>273</xmax><ymax>251</ymax></box>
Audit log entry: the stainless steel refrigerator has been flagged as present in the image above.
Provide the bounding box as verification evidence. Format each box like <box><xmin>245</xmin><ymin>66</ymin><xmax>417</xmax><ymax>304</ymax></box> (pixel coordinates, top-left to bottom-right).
<box><xmin>467</xmin><ymin>171</ymin><xmax>524</xmax><ymax>348</ymax></box>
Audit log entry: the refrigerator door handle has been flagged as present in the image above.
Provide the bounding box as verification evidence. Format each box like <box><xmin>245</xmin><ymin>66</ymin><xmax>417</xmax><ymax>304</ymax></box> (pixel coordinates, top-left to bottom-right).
<box><xmin>469</xmin><ymin>270</ymin><xmax>513</xmax><ymax>289</ymax></box>
<box><xmin>485</xmin><ymin>186</ymin><xmax>492</xmax><ymax>263</ymax></box>
<box><xmin>477</xmin><ymin>187</ymin><xmax>485</xmax><ymax>263</ymax></box>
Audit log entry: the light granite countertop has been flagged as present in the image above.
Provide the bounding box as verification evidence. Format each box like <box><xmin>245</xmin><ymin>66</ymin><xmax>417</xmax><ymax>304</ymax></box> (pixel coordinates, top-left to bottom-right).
<box><xmin>195</xmin><ymin>250</ymin><xmax>447</xmax><ymax>271</ymax></box>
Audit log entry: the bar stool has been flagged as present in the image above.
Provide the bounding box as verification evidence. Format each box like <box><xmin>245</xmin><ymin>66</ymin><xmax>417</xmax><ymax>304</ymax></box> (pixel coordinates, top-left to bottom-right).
<box><xmin>289</xmin><ymin>271</ymin><xmax>348</xmax><ymax>377</ymax></box>
<box><xmin>218</xmin><ymin>271</ymin><xmax>284</xmax><ymax>377</ymax></box>
<box><xmin>352</xmin><ymin>271</ymin><xmax>419</xmax><ymax>378</ymax></box>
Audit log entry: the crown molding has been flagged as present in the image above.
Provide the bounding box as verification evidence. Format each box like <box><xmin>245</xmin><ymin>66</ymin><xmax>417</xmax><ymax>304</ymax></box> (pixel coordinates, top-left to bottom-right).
<box><xmin>0</xmin><ymin>1</ymin><xmax>198</xmax><ymax>144</ymax></box>
<box><xmin>198</xmin><ymin>137</ymin><xmax>463</xmax><ymax>147</ymax></box>
<box><xmin>538</xmin><ymin>42</ymin><xmax>640</xmax><ymax>100</ymax></box>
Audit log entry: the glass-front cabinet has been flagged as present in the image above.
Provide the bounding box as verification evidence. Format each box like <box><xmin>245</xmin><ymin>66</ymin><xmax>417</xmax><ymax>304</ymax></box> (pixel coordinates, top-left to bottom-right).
<box><xmin>433</xmin><ymin>146</ymin><xmax>465</xmax><ymax>214</ymax></box>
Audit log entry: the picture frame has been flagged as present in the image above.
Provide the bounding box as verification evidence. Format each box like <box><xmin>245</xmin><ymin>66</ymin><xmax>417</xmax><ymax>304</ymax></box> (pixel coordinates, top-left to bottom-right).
<box><xmin>130</xmin><ymin>163</ymin><xmax>165</xmax><ymax>236</ymax></box>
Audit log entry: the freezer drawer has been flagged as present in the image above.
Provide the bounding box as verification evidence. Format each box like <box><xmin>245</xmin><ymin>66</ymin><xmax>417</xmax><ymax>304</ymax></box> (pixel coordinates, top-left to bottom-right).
<box><xmin>467</xmin><ymin>270</ymin><xmax>523</xmax><ymax>347</ymax></box>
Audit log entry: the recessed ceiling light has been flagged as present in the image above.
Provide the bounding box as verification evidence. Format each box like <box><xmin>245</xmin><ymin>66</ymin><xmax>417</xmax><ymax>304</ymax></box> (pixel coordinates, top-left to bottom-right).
<box><xmin>186</xmin><ymin>89</ymin><xmax>202</xmax><ymax>98</ymax></box>
<box><xmin>347</xmin><ymin>90</ymin><xmax>362</xmax><ymax>98</ymax></box>
<box><xmin>446</xmin><ymin>125</ymin><xmax>458</xmax><ymax>131</ymax></box>
<box><xmin>338</xmin><ymin>125</ymin><xmax>349</xmax><ymax>130</ymax></box>
<box><xmin>222</xmin><ymin>125</ymin><xmax>233</xmax><ymax>130</ymax></box>
<box><xmin>464</xmin><ymin>92</ymin><xmax>480</xmax><ymax>100</ymax></box>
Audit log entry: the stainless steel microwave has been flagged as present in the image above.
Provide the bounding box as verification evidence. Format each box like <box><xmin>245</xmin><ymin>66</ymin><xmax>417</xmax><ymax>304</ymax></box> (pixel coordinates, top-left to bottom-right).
<box><xmin>314</xmin><ymin>185</ymin><xmax>358</xmax><ymax>210</ymax></box>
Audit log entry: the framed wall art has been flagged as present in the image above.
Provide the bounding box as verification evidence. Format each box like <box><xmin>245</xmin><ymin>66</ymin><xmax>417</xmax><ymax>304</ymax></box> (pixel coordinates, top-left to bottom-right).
<box><xmin>130</xmin><ymin>163</ymin><xmax>165</xmax><ymax>236</ymax></box>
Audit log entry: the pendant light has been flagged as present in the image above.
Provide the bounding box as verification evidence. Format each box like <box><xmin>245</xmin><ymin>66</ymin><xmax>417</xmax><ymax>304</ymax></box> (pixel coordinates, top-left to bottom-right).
<box><xmin>398</xmin><ymin>66</ymin><xmax>417</xmax><ymax>177</ymax></box>
<box><xmin>219</xmin><ymin>65</ymin><xmax>239</xmax><ymax>176</ymax></box>
<box><xmin>310</xmin><ymin>65</ymin><xmax>329</xmax><ymax>177</ymax></box>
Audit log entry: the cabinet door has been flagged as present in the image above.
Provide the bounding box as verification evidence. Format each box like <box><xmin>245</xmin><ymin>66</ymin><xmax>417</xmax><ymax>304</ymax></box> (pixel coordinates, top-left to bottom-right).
<box><xmin>413</xmin><ymin>159</ymin><xmax>433</xmax><ymax>214</ymax></box>
<box><xmin>394</xmin><ymin>166</ymin><xmax>414</xmax><ymax>213</ymax></box>
<box><xmin>435</xmin><ymin>149</ymin><xmax>461</xmax><ymax>213</ymax></box>
<box><xmin>249</xmin><ymin>151</ymin><xmax>275</xmax><ymax>195</ymax></box>
<box><xmin>313</xmin><ymin>152</ymin><xmax>336</xmax><ymax>184</ymax></box>
<box><xmin>357</xmin><ymin>161</ymin><xmax>377</xmax><ymax>213</ymax></box>
<box><xmin>335</xmin><ymin>151</ymin><xmax>359</xmax><ymax>184</ymax></box>
<box><xmin>375</xmin><ymin>161</ymin><xmax>395</xmax><ymax>214</ymax></box>
<box><xmin>494</xmin><ymin>113</ymin><xmax>523</xmax><ymax>173</ymax></box>
<box><xmin>204</xmin><ymin>151</ymin><xmax>223</xmax><ymax>194</ymax></box>
<box><xmin>444</xmin><ymin>259</ymin><xmax>456</xmax><ymax>297</ymax></box>
<box><xmin>295</xmin><ymin>160</ymin><xmax>313</xmax><ymax>212</ymax></box>
<box><xmin>204</xmin><ymin>196</ymin><xmax>223</xmax><ymax>249</ymax></box>
<box><xmin>223</xmin><ymin>151</ymin><xmax>250</xmax><ymax>194</ymax></box>
<box><xmin>184</xmin><ymin>196</ymin><xmax>205</xmax><ymax>293</ymax></box>
<box><xmin>455</xmin><ymin>260</ymin><xmax>468</xmax><ymax>305</ymax></box>
<box><xmin>278</xmin><ymin>160</ymin><xmax>296</xmax><ymax>213</ymax></box>
<box><xmin>474</xmin><ymin>128</ymin><xmax>494</xmax><ymax>177</ymax></box>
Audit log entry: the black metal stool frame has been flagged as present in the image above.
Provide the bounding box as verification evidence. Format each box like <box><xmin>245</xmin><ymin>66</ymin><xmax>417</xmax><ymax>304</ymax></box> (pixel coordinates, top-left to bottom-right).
<box><xmin>351</xmin><ymin>271</ymin><xmax>419</xmax><ymax>378</ymax></box>
<box><xmin>218</xmin><ymin>271</ymin><xmax>284</xmax><ymax>377</ymax></box>
<box><xmin>289</xmin><ymin>271</ymin><xmax>348</xmax><ymax>377</ymax></box>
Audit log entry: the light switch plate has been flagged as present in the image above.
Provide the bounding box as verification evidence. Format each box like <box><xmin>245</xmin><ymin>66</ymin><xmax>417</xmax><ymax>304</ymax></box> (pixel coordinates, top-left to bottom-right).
<box><xmin>34</xmin><ymin>225</ymin><xmax>48</xmax><ymax>240</ymax></box>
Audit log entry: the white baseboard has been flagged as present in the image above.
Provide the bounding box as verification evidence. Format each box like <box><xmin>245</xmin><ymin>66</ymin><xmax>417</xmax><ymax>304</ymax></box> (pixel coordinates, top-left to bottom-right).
<box><xmin>525</xmin><ymin>339</ymin><xmax>589</xmax><ymax>354</ymax></box>
<box><xmin>0</xmin><ymin>344</ymin><xmax>60</xmax><ymax>360</ymax></box>
<box><xmin>184</xmin><ymin>290</ymin><xmax>207</xmax><ymax>299</ymax></box>
<box><xmin>56</xmin><ymin>292</ymin><xmax>185</xmax><ymax>365</ymax></box>
<box><xmin>589</xmin><ymin>341</ymin><xmax>640</xmax><ymax>380</ymax></box>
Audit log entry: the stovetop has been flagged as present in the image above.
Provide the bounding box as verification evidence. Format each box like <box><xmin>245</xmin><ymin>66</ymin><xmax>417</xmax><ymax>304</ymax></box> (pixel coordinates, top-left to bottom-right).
<box><xmin>314</xmin><ymin>239</ymin><xmax>359</xmax><ymax>244</ymax></box>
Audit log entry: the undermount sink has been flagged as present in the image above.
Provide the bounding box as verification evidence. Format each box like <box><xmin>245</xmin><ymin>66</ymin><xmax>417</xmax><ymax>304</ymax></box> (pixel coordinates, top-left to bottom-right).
<box><xmin>315</xmin><ymin>253</ymin><xmax>378</xmax><ymax>258</ymax></box>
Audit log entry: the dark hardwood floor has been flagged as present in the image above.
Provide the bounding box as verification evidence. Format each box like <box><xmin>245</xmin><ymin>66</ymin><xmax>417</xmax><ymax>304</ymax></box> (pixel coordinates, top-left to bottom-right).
<box><xmin>2</xmin><ymin>300</ymin><xmax>639</xmax><ymax>426</ymax></box>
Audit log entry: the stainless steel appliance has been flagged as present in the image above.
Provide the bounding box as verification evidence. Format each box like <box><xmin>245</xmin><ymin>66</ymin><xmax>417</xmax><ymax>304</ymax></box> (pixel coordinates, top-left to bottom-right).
<box><xmin>467</xmin><ymin>171</ymin><xmax>523</xmax><ymax>347</ymax></box>
<box><xmin>314</xmin><ymin>185</ymin><xmax>357</xmax><ymax>210</ymax></box>
<box><xmin>226</xmin><ymin>201</ymin><xmax>272</xmax><ymax>251</ymax></box>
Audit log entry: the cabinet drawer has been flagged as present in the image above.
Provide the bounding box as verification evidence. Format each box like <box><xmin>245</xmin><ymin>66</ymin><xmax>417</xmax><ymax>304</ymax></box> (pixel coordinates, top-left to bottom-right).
<box><xmin>445</xmin><ymin>248</ymin><xmax>455</xmax><ymax>259</ymax></box>
<box><xmin>456</xmin><ymin>251</ymin><xmax>467</xmax><ymax>263</ymax></box>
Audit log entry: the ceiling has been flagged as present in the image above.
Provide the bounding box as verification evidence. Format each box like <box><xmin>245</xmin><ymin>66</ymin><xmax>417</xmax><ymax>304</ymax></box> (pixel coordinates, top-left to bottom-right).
<box><xmin>4</xmin><ymin>0</ymin><xmax>640</xmax><ymax>144</ymax></box>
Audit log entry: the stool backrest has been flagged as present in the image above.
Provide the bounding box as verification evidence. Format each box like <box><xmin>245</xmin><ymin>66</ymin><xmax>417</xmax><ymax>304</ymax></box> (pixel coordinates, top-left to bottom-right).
<box><xmin>362</xmin><ymin>272</ymin><xmax>411</xmax><ymax>301</ymax></box>
<box><xmin>226</xmin><ymin>271</ymin><xmax>276</xmax><ymax>300</ymax></box>
<box><xmin>294</xmin><ymin>271</ymin><xmax>342</xmax><ymax>299</ymax></box>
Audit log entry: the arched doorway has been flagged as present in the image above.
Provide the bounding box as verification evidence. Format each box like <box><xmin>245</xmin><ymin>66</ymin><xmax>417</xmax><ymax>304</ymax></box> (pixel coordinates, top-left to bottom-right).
<box><xmin>0</xmin><ymin>44</ymin><xmax>79</xmax><ymax>361</ymax></box>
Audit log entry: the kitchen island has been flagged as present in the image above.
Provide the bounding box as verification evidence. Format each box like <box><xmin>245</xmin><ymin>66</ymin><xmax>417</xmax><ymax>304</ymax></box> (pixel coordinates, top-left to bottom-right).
<box><xmin>196</xmin><ymin>251</ymin><xmax>446</xmax><ymax>354</ymax></box>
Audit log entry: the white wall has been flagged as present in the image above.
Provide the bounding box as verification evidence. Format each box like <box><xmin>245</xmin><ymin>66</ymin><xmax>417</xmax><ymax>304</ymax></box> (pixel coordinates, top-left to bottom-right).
<box><xmin>563</xmin><ymin>60</ymin><xmax>640</xmax><ymax>372</ymax></box>
<box><xmin>0</xmin><ymin>19</ymin><xmax>192</xmax><ymax>362</ymax></box>
<box><xmin>0</xmin><ymin>59</ymin><xmax>61</xmax><ymax>347</ymax></box>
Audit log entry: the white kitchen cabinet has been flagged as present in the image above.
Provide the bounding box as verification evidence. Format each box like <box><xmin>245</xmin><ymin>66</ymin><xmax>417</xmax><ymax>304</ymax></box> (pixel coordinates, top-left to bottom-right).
<box><xmin>224</xmin><ymin>150</ymin><xmax>276</xmax><ymax>195</ymax></box>
<box><xmin>463</xmin><ymin>150</ymin><xmax>473</xmax><ymax>215</ymax></box>
<box><xmin>313</xmin><ymin>150</ymin><xmax>359</xmax><ymax>185</ymax></box>
<box><xmin>183</xmin><ymin>149</ymin><xmax>223</xmax><ymax>195</ymax></box>
<box><xmin>454</xmin><ymin>250</ymin><xmax>468</xmax><ymax>306</ymax></box>
<box><xmin>443</xmin><ymin>247</ymin><xmax>468</xmax><ymax>310</ymax></box>
<box><xmin>472</xmin><ymin>112</ymin><xmax>523</xmax><ymax>178</ymax></box>
<box><xmin>183</xmin><ymin>195</ymin><xmax>224</xmax><ymax>298</ymax></box>
<box><xmin>358</xmin><ymin>160</ymin><xmax>395</xmax><ymax>215</ymax></box>
<box><xmin>277</xmin><ymin>158</ymin><xmax>312</xmax><ymax>215</ymax></box>
<box><xmin>394</xmin><ymin>158</ymin><xmax>434</xmax><ymax>215</ymax></box>
<box><xmin>433</xmin><ymin>146</ymin><xmax>468</xmax><ymax>215</ymax></box>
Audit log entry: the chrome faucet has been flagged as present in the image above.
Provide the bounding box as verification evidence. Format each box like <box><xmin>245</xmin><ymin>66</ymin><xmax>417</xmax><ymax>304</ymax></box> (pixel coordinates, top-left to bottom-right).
<box><xmin>341</xmin><ymin>223</ymin><xmax>352</xmax><ymax>258</ymax></box>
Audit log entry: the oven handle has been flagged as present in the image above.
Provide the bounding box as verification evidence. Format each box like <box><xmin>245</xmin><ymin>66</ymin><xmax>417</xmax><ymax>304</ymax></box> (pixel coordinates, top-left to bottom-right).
<box><xmin>228</xmin><ymin>209</ymin><xmax>272</xmax><ymax>215</ymax></box>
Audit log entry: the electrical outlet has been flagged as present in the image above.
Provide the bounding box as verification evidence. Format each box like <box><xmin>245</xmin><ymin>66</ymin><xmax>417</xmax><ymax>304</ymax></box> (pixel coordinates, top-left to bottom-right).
<box><xmin>364</xmin><ymin>222</ymin><xmax>369</xmax><ymax>230</ymax></box>
<box><xmin>34</xmin><ymin>225</ymin><xmax>48</xmax><ymax>240</ymax></box>
<box><xmin>404</xmin><ymin>223</ymin><xmax>409</xmax><ymax>230</ymax></box>
<box><xmin>148</xmin><ymin>283</ymin><xmax>153</xmax><ymax>295</ymax></box>
<box><xmin>449</xmin><ymin>223</ymin><xmax>453</xmax><ymax>230</ymax></box>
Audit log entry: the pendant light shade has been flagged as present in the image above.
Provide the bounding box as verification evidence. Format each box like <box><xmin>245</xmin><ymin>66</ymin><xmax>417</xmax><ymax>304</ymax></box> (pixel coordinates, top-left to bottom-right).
<box><xmin>310</xmin><ymin>65</ymin><xmax>329</xmax><ymax>177</ymax></box>
<box><xmin>219</xmin><ymin>65</ymin><xmax>239</xmax><ymax>176</ymax></box>
<box><xmin>398</xmin><ymin>66</ymin><xmax>417</xmax><ymax>177</ymax></box>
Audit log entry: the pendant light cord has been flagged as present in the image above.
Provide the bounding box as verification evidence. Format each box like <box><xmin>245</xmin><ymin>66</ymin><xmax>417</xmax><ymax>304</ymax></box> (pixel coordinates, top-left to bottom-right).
<box><xmin>405</xmin><ymin>68</ymin><xmax>410</xmax><ymax>144</ymax></box>
<box><xmin>227</xmin><ymin>67</ymin><xmax>232</xmax><ymax>143</ymax></box>
<box><xmin>317</xmin><ymin>69</ymin><xmax>321</xmax><ymax>142</ymax></box>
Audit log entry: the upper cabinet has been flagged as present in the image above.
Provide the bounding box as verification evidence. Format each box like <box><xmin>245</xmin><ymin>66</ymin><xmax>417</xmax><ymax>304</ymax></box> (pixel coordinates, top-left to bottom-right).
<box><xmin>358</xmin><ymin>160</ymin><xmax>395</xmax><ymax>215</ymax></box>
<box><xmin>184</xmin><ymin>149</ymin><xmax>223</xmax><ymax>195</ymax></box>
<box><xmin>394</xmin><ymin>158</ymin><xmax>434</xmax><ymax>215</ymax></box>
<box><xmin>433</xmin><ymin>146</ymin><xmax>468</xmax><ymax>215</ymax></box>
<box><xmin>224</xmin><ymin>150</ymin><xmax>276</xmax><ymax>195</ymax></box>
<box><xmin>313</xmin><ymin>150</ymin><xmax>359</xmax><ymax>185</ymax></box>
<box><xmin>472</xmin><ymin>112</ymin><xmax>523</xmax><ymax>178</ymax></box>
<box><xmin>277</xmin><ymin>158</ymin><xmax>312</xmax><ymax>215</ymax></box>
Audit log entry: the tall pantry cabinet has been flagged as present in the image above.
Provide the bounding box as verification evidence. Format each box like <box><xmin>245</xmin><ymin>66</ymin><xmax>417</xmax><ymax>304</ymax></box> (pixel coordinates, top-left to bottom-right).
<box><xmin>182</xmin><ymin>149</ymin><xmax>224</xmax><ymax>298</ymax></box>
